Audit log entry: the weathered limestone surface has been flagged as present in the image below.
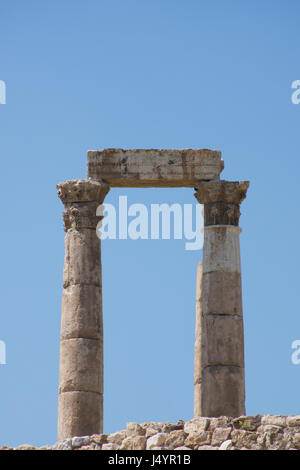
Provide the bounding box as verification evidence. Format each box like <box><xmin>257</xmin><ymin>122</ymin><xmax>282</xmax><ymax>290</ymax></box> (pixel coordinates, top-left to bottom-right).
<box><xmin>194</xmin><ymin>180</ymin><xmax>249</xmax><ymax>418</ymax></box>
<box><xmin>200</xmin><ymin>315</ymin><xmax>244</xmax><ymax>367</ymax></box>
<box><xmin>194</xmin><ymin>262</ymin><xmax>202</xmax><ymax>418</ymax></box>
<box><xmin>200</xmin><ymin>367</ymin><xmax>245</xmax><ymax>417</ymax></box>
<box><xmin>4</xmin><ymin>416</ymin><xmax>300</xmax><ymax>450</ymax></box>
<box><xmin>59</xmin><ymin>338</ymin><xmax>103</xmax><ymax>394</ymax></box>
<box><xmin>57</xmin><ymin>392</ymin><xmax>103</xmax><ymax>440</ymax></box>
<box><xmin>87</xmin><ymin>148</ymin><xmax>224</xmax><ymax>187</ymax></box>
<box><xmin>202</xmin><ymin>226</ymin><xmax>242</xmax><ymax>273</ymax></box>
<box><xmin>57</xmin><ymin>179</ymin><xmax>110</xmax><ymax>440</ymax></box>
<box><xmin>201</xmin><ymin>271</ymin><xmax>242</xmax><ymax>315</ymax></box>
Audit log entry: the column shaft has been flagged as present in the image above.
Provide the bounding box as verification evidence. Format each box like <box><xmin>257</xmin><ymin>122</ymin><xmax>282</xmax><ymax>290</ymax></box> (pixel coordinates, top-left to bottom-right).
<box><xmin>57</xmin><ymin>179</ymin><xmax>109</xmax><ymax>439</ymax></box>
<box><xmin>194</xmin><ymin>261</ymin><xmax>203</xmax><ymax>417</ymax></box>
<box><xmin>194</xmin><ymin>180</ymin><xmax>249</xmax><ymax>417</ymax></box>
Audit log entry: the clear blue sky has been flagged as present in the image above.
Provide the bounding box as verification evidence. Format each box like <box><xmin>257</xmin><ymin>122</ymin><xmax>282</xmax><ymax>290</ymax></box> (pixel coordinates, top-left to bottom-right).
<box><xmin>0</xmin><ymin>0</ymin><xmax>300</xmax><ymax>447</ymax></box>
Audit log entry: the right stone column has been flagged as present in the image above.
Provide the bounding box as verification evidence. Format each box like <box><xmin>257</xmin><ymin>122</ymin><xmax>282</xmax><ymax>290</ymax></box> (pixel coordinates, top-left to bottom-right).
<box><xmin>194</xmin><ymin>180</ymin><xmax>249</xmax><ymax>418</ymax></box>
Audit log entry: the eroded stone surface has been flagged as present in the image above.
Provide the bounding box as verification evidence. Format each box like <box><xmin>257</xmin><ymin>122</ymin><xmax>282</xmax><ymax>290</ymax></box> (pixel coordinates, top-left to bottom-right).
<box><xmin>59</xmin><ymin>338</ymin><xmax>103</xmax><ymax>394</ymax></box>
<box><xmin>57</xmin><ymin>179</ymin><xmax>110</xmax><ymax>441</ymax></box>
<box><xmin>202</xmin><ymin>272</ymin><xmax>243</xmax><ymax>315</ymax></box>
<box><xmin>5</xmin><ymin>416</ymin><xmax>300</xmax><ymax>450</ymax></box>
<box><xmin>146</xmin><ymin>433</ymin><xmax>168</xmax><ymax>450</ymax></box>
<box><xmin>202</xmin><ymin>226</ymin><xmax>242</xmax><ymax>274</ymax></box>
<box><xmin>194</xmin><ymin>180</ymin><xmax>248</xmax><ymax>419</ymax></box>
<box><xmin>200</xmin><ymin>314</ymin><xmax>244</xmax><ymax>368</ymax></box>
<box><xmin>200</xmin><ymin>366</ymin><xmax>245</xmax><ymax>417</ymax></box>
<box><xmin>57</xmin><ymin>392</ymin><xmax>103</xmax><ymax>440</ymax></box>
<box><xmin>87</xmin><ymin>148</ymin><xmax>224</xmax><ymax>187</ymax></box>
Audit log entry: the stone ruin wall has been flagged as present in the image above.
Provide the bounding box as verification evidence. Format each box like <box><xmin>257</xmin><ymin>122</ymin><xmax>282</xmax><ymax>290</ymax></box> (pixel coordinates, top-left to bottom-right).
<box><xmin>2</xmin><ymin>415</ymin><xmax>300</xmax><ymax>451</ymax></box>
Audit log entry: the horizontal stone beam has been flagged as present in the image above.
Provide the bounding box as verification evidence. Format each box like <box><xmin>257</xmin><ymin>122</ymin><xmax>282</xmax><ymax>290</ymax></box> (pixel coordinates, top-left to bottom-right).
<box><xmin>87</xmin><ymin>148</ymin><xmax>223</xmax><ymax>187</ymax></box>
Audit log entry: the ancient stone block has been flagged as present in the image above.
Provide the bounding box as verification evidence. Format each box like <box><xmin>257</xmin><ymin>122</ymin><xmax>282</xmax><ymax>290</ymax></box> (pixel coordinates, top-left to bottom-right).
<box><xmin>184</xmin><ymin>431</ymin><xmax>211</xmax><ymax>448</ymax></box>
<box><xmin>126</xmin><ymin>422</ymin><xmax>145</xmax><ymax>437</ymax></box>
<box><xmin>59</xmin><ymin>338</ymin><xmax>103</xmax><ymax>394</ymax></box>
<box><xmin>211</xmin><ymin>427</ymin><xmax>232</xmax><ymax>446</ymax></box>
<box><xmin>63</xmin><ymin>230</ymin><xmax>101</xmax><ymax>288</ymax></box>
<box><xmin>90</xmin><ymin>434</ymin><xmax>108</xmax><ymax>445</ymax></box>
<box><xmin>107</xmin><ymin>430</ymin><xmax>126</xmax><ymax>445</ymax></box>
<box><xmin>287</xmin><ymin>416</ymin><xmax>300</xmax><ymax>427</ymax></box>
<box><xmin>261</xmin><ymin>415</ymin><xmax>286</xmax><ymax>427</ymax></box>
<box><xmin>61</xmin><ymin>284</ymin><xmax>102</xmax><ymax>339</ymax></box>
<box><xmin>87</xmin><ymin>148</ymin><xmax>224</xmax><ymax>187</ymax></box>
<box><xmin>146</xmin><ymin>433</ymin><xmax>168</xmax><ymax>450</ymax></box>
<box><xmin>202</xmin><ymin>271</ymin><xmax>243</xmax><ymax>315</ymax></box>
<box><xmin>72</xmin><ymin>436</ymin><xmax>90</xmax><ymax>448</ymax></box>
<box><xmin>58</xmin><ymin>391</ymin><xmax>102</xmax><ymax>440</ymax></box>
<box><xmin>200</xmin><ymin>366</ymin><xmax>245</xmax><ymax>417</ymax></box>
<box><xmin>232</xmin><ymin>415</ymin><xmax>262</xmax><ymax>431</ymax></box>
<box><xmin>183</xmin><ymin>417</ymin><xmax>209</xmax><ymax>434</ymax></box>
<box><xmin>120</xmin><ymin>436</ymin><xmax>147</xmax><ymax>450</ymax></box>
<box><xmin>164</xmin><ymin>430</ymin><xmax>187</xmax><ymax>449</ymax></box>
<box><xmin>208</xmin><ymin>416</ymin><xmax>232</xmax><ymax>430</ymax></box>
<box><xmin>231</xmin><ymin>429</ymin><xmax>258</xmax><ymax>449</ymax></box>
<box><xmin>200</xmin><ymin>314</ymin><xmax>244</xmax><ymax>368</ymax></box>
<box><xmin>202</xmin><ymin>226</ymin><xmax>242</xmax><ymax>274</ymax></box>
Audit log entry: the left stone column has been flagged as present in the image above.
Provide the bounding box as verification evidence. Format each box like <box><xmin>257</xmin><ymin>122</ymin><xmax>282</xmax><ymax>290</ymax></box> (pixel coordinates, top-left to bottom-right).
<box><xmin>57</xmin><ymin>179</ymin><xmax>110</xmax><ymax>440</ymax></box>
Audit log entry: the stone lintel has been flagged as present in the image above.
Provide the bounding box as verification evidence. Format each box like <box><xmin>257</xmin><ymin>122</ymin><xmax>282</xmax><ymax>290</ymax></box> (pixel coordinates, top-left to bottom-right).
<box><xmin>87</xmin><ymin>148</ymin><xmax>224</xmax><ymax>187</ymax></box>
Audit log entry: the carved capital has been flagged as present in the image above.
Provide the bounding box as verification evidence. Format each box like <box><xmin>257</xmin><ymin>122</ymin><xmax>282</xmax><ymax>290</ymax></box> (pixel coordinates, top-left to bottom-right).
<box><xmin>195</xmin><ymin>180</ymin><xmax>249</xmax><ymax>205</ymax></box>
<box><xmin>194</xmin><ymin>180</ymin><xmax>249</xmax><ymax>226</ymax></box>
<box><xmin>57</xmin><ymin>179</ymin><xmax>110</xmax><ymax>231</ymax></box>
<box><xmin>57</xmin><ymin>179</ymin><xmax>110</xmax><ymax>205</ymax></box>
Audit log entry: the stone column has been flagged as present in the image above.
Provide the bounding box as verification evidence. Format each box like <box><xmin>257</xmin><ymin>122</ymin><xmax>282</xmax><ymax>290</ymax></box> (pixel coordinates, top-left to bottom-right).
<box><xmin>57</xmin><ymin>179</ymin><xmax>110</xmax><ymax>440</ymax></box>
<box><xmin>194</xmin><ymin>180</ymin><xmax>249</xmax><ymax>418</ymax></box>
<box><xmin>193</xmin><ymin>260</ymin><xmax>203</xmax><ymax>418</ymax></box>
